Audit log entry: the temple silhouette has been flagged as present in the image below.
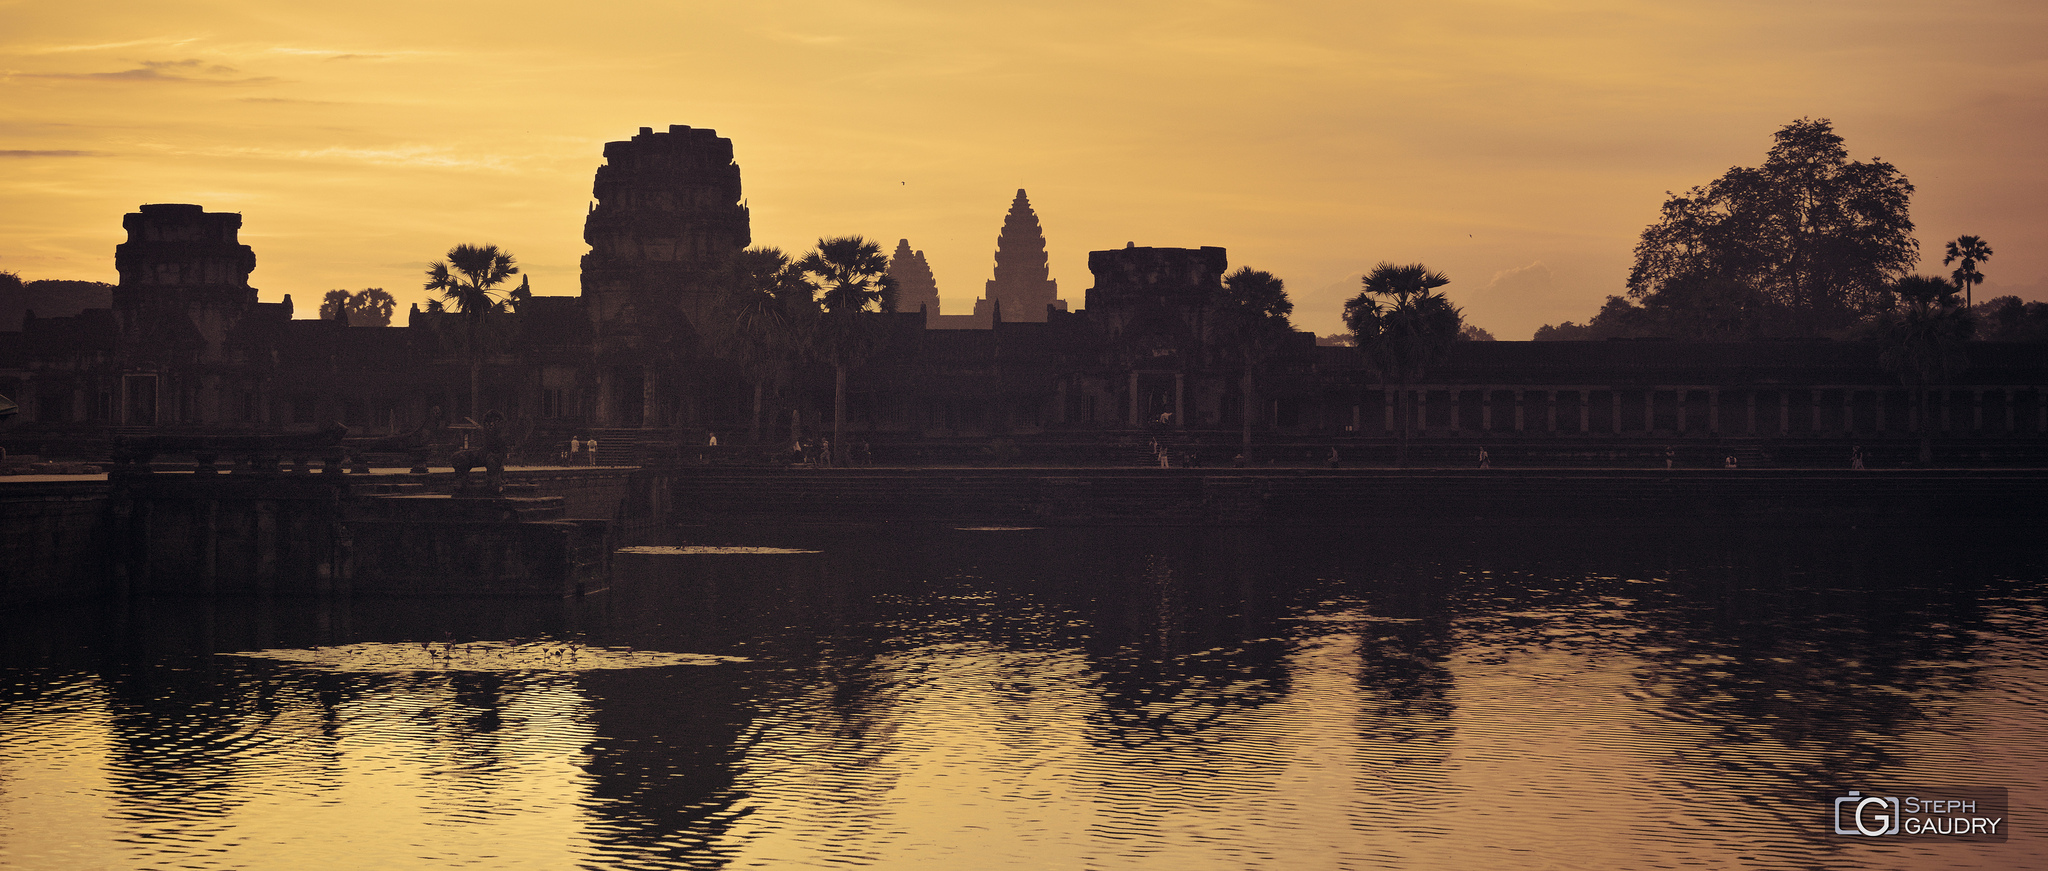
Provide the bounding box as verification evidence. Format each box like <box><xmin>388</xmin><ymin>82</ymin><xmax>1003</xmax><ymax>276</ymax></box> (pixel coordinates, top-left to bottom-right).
<box><xmin>3</xmin><ymin>123</ymin><xmax>2046</xmax><ymax>465</ymax></box>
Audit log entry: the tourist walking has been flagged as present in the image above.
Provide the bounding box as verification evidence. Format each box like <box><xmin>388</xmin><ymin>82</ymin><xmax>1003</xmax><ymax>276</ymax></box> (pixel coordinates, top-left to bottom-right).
<box><xmin>1477</xmin><ymin>447</ymin><xmax>1490</xmax><ymax>469</ymax></box>
<box><xmin>1664</xmin><ymin>446</ymin><xmax>1674</xmax><ymax>469</ymax></box>
<box><xmin>1328</xmin><ymin>447</ymin><xmax>1340</xmax><ymax>469</ymax></box>
<box><xmin>586</xmin><ymin>437</ymin><xmax>598</xmax><ymax>465</ymax></box>
<box><xmin>1724</xmin><ymin>454</ymin><xmax>1738</xmax><ymax>469</ymax></box>
<box><xmin>1851</xmin><ymin>446</ymin><xmax>1865</xmax><ymax>470</ymax></box>
<box><xmin>708</xmin><ymin>432</ymin><xmax>718</xmax><ymax>447</ymax></box>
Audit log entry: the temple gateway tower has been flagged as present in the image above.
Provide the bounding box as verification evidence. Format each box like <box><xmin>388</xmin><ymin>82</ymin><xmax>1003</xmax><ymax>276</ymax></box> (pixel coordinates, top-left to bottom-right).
<box><xmin>579</xmin><ymin>124</ymin><xmax>750</xmax><ymax>426</ymax></box>
<box><xmin>973</xmin><ymin>189</ymin><xmax>1063</xmax><ymax>323</ymax></box>
<box><xmin>888</xmin><ymin>239</ymin><xmax>941</xmax><ymax>317</ymax></box>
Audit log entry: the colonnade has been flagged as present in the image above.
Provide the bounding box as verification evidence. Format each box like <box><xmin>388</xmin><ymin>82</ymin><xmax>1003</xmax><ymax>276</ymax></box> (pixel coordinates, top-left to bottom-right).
<box><xmin>1364</xmin><ymin>385</ymin><xmax>2048</xmax><ymax>437</ymax></box>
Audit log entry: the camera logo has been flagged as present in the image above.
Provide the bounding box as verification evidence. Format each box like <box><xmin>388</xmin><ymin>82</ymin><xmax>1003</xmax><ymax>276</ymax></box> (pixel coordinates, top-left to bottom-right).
<box><xmin>1834</xmin><ymin>791</ymin><xmax>1900</xmax><ymax>836</ymax></box>
<box><xmin>1826</xmin><ymin>787</ymin><xmax>2006</xmax><ymax>841</ymax></box>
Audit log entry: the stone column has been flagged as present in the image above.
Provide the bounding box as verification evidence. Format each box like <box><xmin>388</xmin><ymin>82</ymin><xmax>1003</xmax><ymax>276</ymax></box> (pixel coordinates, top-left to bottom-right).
<box><xmin>1417</xmin><ymin>389</ymin><xmax>1429</xmax><ymax>434</ymax></box>
<box><xmin>642</xmin><ymin>368</ymin><xmax>658</xmax><ymax>429</ymax></box>
<box><xmin>1514</xmin><ymin>390</ymin><xmax>1525</xmax><ymax>432</ymax></box>
<box><xmin>1128</xmin><ymin>371</ymin><xmax>1140</xmax><ymax>427</ymax></box>
<box><xmin>1644</xmin><ymin>389</ymin><xmax>1655</xmax><ymax>433</ymax></box>
<box><xmin>1174</xmin><ymin>372</ymin><xmax>1185</xmax><ymax>429</ymax></box>
<box><xmin>1612</xmin><ymin>390</ymin><xmax>1622</xmax><ymax>434</ymax></box>
<box><xmin>1578</xmin><ymin>392</ymin><xmax>1590</xmax><ymax>434</ymax></box>
<box><xmin>1876</xmin><ymin>391</ymin><xmax>1886</xmax><ymax>433</ymax></box>
<box><xmin>1940</xmin><ymin>390</ymin><xmax>1952</xmax><ymax>433</ymax></box>
<box><xmin>2006</xmin><ymin>388</ymin><xmax>2017</xmax><ymax>433</ymax></box>
<box><xmin>1055</xmin><ymin>379</ymin><xmax>1068</xmax><ymax>425</ymax></box>
<box><xmin>1385</xmin><ymin>390</ymin><xmax>1396</xmax><ymax>433</ymax></box>
<box><xmin>1676</xmin><ymin>390</ymin><xmax>1688</xmax><ymax>434</ymax></box>
<box><xmin>1843</xmin><ymin>389</ymin><xmax>1855</xmax><ymax>436</ymax></box>
<box><xmin>1974</xmin><ymin>390</ymin><xmax>1985</xmax><ymax>433</ymax></box>
<box><xmin>1746</xmin><ymin>391</ymin><xmax>1757</xmax><ymax>434</ymax></box>
<box><xmin>1708</xmin><ymin>388</ymin><xmax>1720</xmax><ymax>434</ymax></box>
<box><xmin>1546</xmin><ymin>391</ymin><xmax>1558</xmax><ymax>432</ymax></box>
<box><xmin>1780</xmin><ymin>392</ymin><xmax>1791</xmax><ymax>434</ymax></box>
<box><xmin>1353</xmin><ymin>404</ymin><xmax>1361</xmax><ymax>433</ymax></box>
<box><xmin>1482</xmin><ymin>389</ymin><xmax>1493</xmax><ymax>432</ymax></box>
<box><xmin>1810</xmin><ymin>390</ymin><xmax>1822</xmax><ymax>434</ymax></box>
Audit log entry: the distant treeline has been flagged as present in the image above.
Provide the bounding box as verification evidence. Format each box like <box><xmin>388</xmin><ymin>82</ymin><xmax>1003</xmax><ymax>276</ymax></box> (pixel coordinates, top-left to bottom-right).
<box><xmin>0</xmin><ymin>272</ymin><xmax>114</xmax><ymax>329</ymax></box>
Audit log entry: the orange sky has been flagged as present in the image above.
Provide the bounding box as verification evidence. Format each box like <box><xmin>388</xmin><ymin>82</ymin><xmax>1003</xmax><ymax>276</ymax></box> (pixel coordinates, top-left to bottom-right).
<box><xmin>2</xmin><ymin>1</ymin><xmax>2044</xmax><ymax>339</ymax></box>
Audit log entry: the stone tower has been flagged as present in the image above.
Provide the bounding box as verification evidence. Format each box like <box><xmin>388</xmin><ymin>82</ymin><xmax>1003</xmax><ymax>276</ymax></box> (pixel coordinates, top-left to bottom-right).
<box><xmin>888</xmin><ymin>239</ymin><xmax>941</xmax><ymax>317</ymax></box>
<box><xmin>579</xmin><ymin>125</ymin><xmax>750</xmax><ymax>426</ymax></box>
<box><xmin>109</xmin><ymin>203</ymin><xmax>264</xmax><ymax>425</ymax></box>
<box><xmin>113</xmin><ymin>204</ymin><xmax>259</xmax><ymax>365</ymax></box>
<box><xmin>975</xmin><ymin>189</ymin><xmax>1062</xmax><ymax>322</ymax></box>
<box><xmin>580</xmin><ymin>125</ymin><xmax>751</xmax><ymax>340</ymax></box>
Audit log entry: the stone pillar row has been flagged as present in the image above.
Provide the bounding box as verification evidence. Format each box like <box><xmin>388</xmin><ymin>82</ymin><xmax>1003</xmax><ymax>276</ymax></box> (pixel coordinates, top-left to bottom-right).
<box><xmin>1334</xmin><ymin>385</ymin><xmax>2036</xmax><ymax>438</ymax></box>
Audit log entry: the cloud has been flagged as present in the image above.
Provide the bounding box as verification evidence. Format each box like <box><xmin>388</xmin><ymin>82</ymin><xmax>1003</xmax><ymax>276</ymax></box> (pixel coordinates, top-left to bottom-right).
<box><xmin>1482</xmin><ymin>262</ymin><xmax>1555</xmax><ymax>298</ymax></box>
<box><xmin>24</xmin><ymin>58</ymin><xmax>271</xmax><ymax>84</ymax></box>
<box><xmin>238</xmin><ymin>96</ymin><xmax>345</xmax><ymax>105</ymax></box>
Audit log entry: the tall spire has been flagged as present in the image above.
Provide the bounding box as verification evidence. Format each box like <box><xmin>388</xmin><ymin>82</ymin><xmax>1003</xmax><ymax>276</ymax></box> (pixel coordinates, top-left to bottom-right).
<box><xmin>981</xmin><ymin>189</ymin><xmax>1062</xmax><ymax>322</ymax></box>
<box><xmin>888</xmin><ymin>238</ymin><xmax>940</xmax><ymax>316</ymax></box>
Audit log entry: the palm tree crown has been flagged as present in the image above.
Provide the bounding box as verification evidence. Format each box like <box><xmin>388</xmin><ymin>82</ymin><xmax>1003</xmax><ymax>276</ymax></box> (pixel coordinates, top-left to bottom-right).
<box><xmin>425</xmin><ymin>244</ymin><xmax>519</xmax><ymax>320</ymax></box>
<box><xmin>1942</xmin><ymin>235</ymin><xmax>1992</xmax><ymax>309</ymax></box>
<box><xmin>798</xmin><ymin>236</ymin><xmax>895</xmax><ymax>315</ymax></box>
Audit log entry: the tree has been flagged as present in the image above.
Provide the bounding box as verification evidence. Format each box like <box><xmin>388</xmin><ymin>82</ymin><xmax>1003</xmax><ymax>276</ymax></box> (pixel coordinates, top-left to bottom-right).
<box><xmin>709</xmin><ymin>247</ymin><xmax>814</xmax><ymax>442</ymax></box>
<box><xmin>1627</xmin><ymin>118</ymin><xmax>1917</xmax><ymax>335</ymax></box>
<box><xmin>1210</xmin><ymin>267</ymin><xmax>1294</xmax><ymax>452</ymax></box>
<box><xmin>796</xmin><ymin>236</ymin><xmax>896</xmax><ymax>462</ymax></box>
<box><xmin>319</xmin><ymin>289</ymin><xmax>352</xmax><ymax>322</ymax></box>
<box><xmin>423</xmin><ymin>244</ymin><xmax>519</xmax><ymax>420</ymax></box>
<box><xmin>1458</xmin><ymin>324</ymin><xmax>1496</xmax><ymax>341</ymax></box>
<box><xmin>1345</xmin><ymin>262</ymin><xmax>1460</xmax><ymax>466</ymax></box>
<box><xmin>1942</xmin><ymin>235</ymin><xmax>1992</xmax><ymax>311</ymax></box>
<box><xmin>321</xmin><ymin>288</ymin><xmax>397</xmax><ymax>326</ymax></box>
<box><xmin>1872</xmin><ymin>275</ymin><xmax>1974</xmax><ymax>463</ymax></box>
<box><xmin>1973</xmin><ymin>296</ymin><xmax>2048</xmax><ymax>343</ymax></box>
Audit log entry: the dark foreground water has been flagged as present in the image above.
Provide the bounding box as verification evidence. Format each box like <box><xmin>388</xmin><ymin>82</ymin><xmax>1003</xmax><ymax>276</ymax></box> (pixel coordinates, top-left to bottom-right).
<box><xmin>2</xmin><ymin>522</ymin><xmax>2044</xmax><ymax>870</ymax></box>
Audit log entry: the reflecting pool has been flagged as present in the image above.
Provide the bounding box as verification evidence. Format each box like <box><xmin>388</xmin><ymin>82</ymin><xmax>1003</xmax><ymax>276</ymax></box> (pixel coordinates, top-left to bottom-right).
<box><xmin>2</xmin><ymin>522</ymin><xmax>2043</xmax><ymax>869</ymax></box>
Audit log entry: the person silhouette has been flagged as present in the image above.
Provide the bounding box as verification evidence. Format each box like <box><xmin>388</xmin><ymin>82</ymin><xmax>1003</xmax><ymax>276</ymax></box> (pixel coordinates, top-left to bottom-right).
<box><xmin>1477</xmin><ymin>447</ymin><xmax>1490</xmax><ymax>469</ymax></box>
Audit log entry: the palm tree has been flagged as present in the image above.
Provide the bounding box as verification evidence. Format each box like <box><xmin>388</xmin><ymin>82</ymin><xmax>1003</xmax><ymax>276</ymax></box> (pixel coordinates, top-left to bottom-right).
<box><xmin>1878</xmin><ymin>274</ymin><xmax>1974</xmax><ymax>464</ymax></box>
<box><xmin>1210</xmin><ymin>267</ymin><xmax>1294</xmax><ymax>453</ymax></box>
<box><xmin>797</xmin><ymin>236</ymin><xmax>896</xmax><ymax>462</ymax></box>
<box><xmin>709</xmin><ymin>247</ymin><xmax>813</xmax><ymax>442</ymax></box>
<box><xmin>1345</xmin><ymin>262</ymin><xmax>1460</xmax><ymax>467</ymax></box>
<box><xmin>424</xmin><ymin>244</ymin><xmax>518</xmax><ymax>420</ymax></box>
<box><xmin>1943</xmin><ymin>235</ymin><xmax>1993</xmax><ymax>311</ymax></box>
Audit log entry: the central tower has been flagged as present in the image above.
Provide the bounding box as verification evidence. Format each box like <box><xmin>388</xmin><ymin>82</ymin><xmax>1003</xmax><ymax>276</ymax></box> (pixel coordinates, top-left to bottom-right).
<box><xmin>974</xmin><ymin>189</ymin><xmax>1062</xmax><ymax>322</ymax></box>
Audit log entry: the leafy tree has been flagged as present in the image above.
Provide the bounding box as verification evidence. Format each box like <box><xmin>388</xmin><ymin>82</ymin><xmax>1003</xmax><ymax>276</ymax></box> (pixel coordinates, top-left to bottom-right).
<box><xmin>1942</xmin><ymin>235</ymin><xmax>1992</xmax><ymax>311</ymax></box>
<box><xmin>1210</xmin><ymin>267</ymin><xmax>1295</xmax><ymax>452</ymax></box>
<box><xmin>348</xmin><ymin>288</ymin><xmax>396</xmax><ymax>327</ymax></box>
<box><xmin>1628</xmin><ymin>118</ymin><xmax>1917</xmax><ymax>335</ymax></box>
<box><xmin>321</xmin><ymin>288</ymin><xmax>397</xmax><ymax>326</ymax></box>
<box><xmin>319</xmin><ymin>289</ymin><xmax>352</xmax><ymax>322</ymax></box>
<box><xmin>1973</xmin><ymin>296</ymin><xmax>2048</xmax><ymax>342</ymax></box>
<box><xmin>1458</xmin><ymin>324</ymin><xmax>1496</xmax><ymax>341</ymax></box>
<box><xmin>423</xmin><ymin>244</ymin><xmax>519</xmax><ymax>420</ymax></box>
<box><xmin>709</xmin><ymin>247</ymin><xmax>815</xmax><ymax>442</ymax></box>
<box><xmin>1870</xmin><ymin>275</ymin><xmax>1974</xmax><ymax>463</ymax></box>
<box><xmin>1537</xmin><ymin>275</ymin><xmax>1777</xmax><ymax>341</ymax></box>
<box><xmin>1345</xmin><ymin>262</ymin><xmax>1461</xmax><ymax>466</ymax></box>
<box><xmin>796</xmin><ymin>236</ymin><xmax>896</xmax><ymax>461</ymax></box>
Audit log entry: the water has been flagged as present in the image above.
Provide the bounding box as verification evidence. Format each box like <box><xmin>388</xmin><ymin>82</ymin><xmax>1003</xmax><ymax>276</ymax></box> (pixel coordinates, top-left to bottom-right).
<box><xmin>2</xmin><ymin>522</ymin><xmax>2044</xmax><ymax>869</ymax></box>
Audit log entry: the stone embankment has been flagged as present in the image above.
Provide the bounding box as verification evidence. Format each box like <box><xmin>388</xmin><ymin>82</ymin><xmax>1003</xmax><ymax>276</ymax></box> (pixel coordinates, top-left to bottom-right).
<box><xmin>667</xmin><ymin>467</ymin><xmax>2048</xmax><ymax>526</ymax></box>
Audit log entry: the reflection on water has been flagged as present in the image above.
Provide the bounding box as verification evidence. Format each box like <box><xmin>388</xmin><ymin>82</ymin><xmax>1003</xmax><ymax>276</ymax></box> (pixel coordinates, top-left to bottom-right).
<box><xmin>2</xmin><ymin>523</ymin><xmax>2044</xmax><ymax>869</ymax></box>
